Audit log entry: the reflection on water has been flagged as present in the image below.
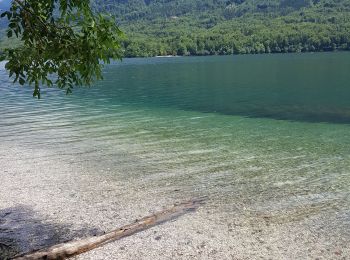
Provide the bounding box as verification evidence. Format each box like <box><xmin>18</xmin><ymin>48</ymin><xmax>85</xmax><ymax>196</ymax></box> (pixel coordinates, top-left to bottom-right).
<box><xmin>1</xmin><ymin>53</ymin><xmax>350</xmax><ymax>253</ymax></box>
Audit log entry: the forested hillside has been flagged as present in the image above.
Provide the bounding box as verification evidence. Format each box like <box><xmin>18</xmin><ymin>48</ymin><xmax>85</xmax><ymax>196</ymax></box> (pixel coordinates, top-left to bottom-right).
<box><xmin>1</xmin><ymin>0</ymin><xmax>350</xmax><ymax>57</ymax></box>
<box><xmin>93</xmin><ymin>0</ymin><xmax>350</xmax><ymax>57</ymax></box>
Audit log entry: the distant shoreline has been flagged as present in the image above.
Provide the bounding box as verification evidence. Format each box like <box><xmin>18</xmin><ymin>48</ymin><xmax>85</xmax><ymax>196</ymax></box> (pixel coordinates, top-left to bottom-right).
<box><xmin>124</xmin><ymin>49</ymin><xmax>349</xmax><ymax>59</ymax></box>
<box><xmin>155</xmin><ymin>55</ymin><xmax>180</xmax><ymax>58</ymax></box>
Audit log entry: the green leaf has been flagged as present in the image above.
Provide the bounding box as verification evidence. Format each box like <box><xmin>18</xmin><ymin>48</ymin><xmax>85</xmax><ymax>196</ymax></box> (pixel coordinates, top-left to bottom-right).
<box><xmin>9</xmin><ymin>22</ymin><xmax>16</xmax><ymax>29</ymax></box>
<box><xmin>3</xmin><ymin>0</ymin><xmax>123</xmax><ymax>98</ymax></box>
<box><xmin>19</xmin><ymin>78</ymin><xmax>25</xmax><ymax>85</ymax></box>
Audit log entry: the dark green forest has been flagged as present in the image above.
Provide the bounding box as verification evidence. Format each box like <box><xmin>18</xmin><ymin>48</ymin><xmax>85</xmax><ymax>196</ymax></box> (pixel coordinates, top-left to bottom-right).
<box><xmin>1</xmin><ymin>0</ymin><xmax>350</xmax><ymax>57</ymax></box>
<box><xmin>93</xmin><ymin>0</ymin><xmax>350</xmax><ymax>57</ymax></box>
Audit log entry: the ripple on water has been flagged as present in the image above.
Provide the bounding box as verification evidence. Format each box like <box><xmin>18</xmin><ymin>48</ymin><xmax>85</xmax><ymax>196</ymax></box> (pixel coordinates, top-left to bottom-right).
<box><xmin>1</xmin><ymin>54</ymin><xmax>350</xmax><ymax>257</ymax></box>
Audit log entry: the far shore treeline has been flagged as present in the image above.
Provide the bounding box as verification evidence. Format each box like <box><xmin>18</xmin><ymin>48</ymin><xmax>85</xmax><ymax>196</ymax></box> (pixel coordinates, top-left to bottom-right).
<box><xmin>95</xmin><ymin>0</ymin><xmax>350</xmax><ymax>57</ymax></box>
<box><xmin>1</xmin><ymin>0</ymin><xmax>350</xmax><ymax>58</ymax></box>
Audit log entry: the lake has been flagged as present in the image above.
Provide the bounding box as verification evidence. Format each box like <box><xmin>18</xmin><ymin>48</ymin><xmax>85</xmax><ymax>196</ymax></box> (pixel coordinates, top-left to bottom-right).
<box><xmin>1</xmin><ymin>52</ymin><xmax>350</xmax><ymax>258</ymax></box>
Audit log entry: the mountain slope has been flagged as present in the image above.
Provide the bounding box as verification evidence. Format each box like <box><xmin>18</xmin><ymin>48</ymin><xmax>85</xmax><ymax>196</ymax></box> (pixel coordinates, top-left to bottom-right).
<box><xmin>1</xmin><ymin>0</ymin><xmax>349</xmax><ymax>57</ymax></box>
<box><xmin>93</xmin><ymin>0</ymin><xmax>350</xmax><ymax>57</ymax></box>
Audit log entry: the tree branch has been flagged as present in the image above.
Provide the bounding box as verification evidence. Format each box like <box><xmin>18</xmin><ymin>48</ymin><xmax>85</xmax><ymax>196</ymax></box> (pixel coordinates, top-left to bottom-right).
<box><xmin>13</xmin><ymin>198</ymin><xmax>205</xmax><ymax>260</ymax></box>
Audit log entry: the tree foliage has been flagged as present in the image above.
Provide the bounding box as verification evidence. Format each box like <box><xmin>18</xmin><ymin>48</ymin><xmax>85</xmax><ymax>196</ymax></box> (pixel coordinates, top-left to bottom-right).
<box><xmin>1</xmin><ymin>0</ymin><xmax>123</xmax><ymax>98</ymax></box>
<box><xmin>93</xmin><ymin>0</ymin><xmax>350</xmax><ymax>57</ymax></box>
<box><xmin>1</xmin><ymin>0</ymin><xmax>349</xmax><ymax>97</ymax></box>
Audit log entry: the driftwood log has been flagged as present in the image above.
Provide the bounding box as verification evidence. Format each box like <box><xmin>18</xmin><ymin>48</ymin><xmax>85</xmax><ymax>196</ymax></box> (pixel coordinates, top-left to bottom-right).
<box><xmin>13</xmin><ymin>198</ymin><xmax>204</xmax><ymax>260</ymax></box>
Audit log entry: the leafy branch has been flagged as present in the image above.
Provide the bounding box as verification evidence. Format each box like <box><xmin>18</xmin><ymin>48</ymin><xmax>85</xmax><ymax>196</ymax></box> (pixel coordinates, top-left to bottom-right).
<box><xmin>1</xmin><ymin>0</ymin><xmax>124</xmax><ymax>98</ymax></box>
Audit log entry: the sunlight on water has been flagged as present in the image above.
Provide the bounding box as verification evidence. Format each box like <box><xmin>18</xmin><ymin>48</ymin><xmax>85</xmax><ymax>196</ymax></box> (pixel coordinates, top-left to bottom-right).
<box><xmin>1</xmin><ymin>53</ymin><xmax>350</xmax><ymax>254</ymax></box>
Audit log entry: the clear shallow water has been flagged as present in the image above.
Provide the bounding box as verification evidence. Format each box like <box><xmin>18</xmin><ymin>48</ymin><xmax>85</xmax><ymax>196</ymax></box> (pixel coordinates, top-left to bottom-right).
<box><xmin>1</xmin><ymin>53</ymin><xmax>350</xmax><ymax>249</ymax></box>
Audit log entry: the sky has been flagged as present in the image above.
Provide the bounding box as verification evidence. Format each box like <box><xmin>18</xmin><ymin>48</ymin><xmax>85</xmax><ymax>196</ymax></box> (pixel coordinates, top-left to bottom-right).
<box><xmin>0</xmin><ymin>0</ymin><xmax>11</xmax><ymax>11</ymax></box>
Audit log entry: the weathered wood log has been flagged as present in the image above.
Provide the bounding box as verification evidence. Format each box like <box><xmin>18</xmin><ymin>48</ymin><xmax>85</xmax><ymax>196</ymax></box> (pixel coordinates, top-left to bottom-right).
<box><xmin>13</xmin><ymin>198</ymin><xmax>204</xmax><ymax>260</ymax></box>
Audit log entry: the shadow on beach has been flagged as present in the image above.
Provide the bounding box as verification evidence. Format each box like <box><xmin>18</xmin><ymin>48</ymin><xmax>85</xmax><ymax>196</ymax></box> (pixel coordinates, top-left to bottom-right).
<box><xmin>0</xmin><ymin>205</ymin><xmax>102</xmax><ymax>259</ymax></box>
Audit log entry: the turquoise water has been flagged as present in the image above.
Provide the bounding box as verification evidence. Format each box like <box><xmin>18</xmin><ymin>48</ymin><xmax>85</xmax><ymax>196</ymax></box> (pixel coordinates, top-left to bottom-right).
<box><xmin>1</xmin><ymin>53</ymin><xmax>350</xmax><ymax>247</ymax></box>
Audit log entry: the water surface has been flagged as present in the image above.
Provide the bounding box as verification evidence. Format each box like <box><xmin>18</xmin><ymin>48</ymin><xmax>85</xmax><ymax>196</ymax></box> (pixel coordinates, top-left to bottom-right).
<box><xmin>1</xmin><ymin>52</ymin><xmax>350</xmax><ymax>256</ymax></box>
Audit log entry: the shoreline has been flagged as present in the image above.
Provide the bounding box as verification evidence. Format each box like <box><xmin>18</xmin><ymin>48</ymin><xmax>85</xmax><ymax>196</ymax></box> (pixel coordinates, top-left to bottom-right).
<box><xmin>1</xmin><ymin>143</ymin><xmax>349</xmax><ymax>259</ymax></box>
<box><xmin>124</xmin><ymin>49</ymin><xmax>350</xmax><ymax>59</ymax></box>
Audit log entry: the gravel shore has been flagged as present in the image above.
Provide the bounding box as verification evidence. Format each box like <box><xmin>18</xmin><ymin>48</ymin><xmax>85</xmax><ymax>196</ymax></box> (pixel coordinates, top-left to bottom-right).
<box><xmin>1</xmin><ymin>143</ymin><xmax>349</xmax><ymax>260</ymax></box>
